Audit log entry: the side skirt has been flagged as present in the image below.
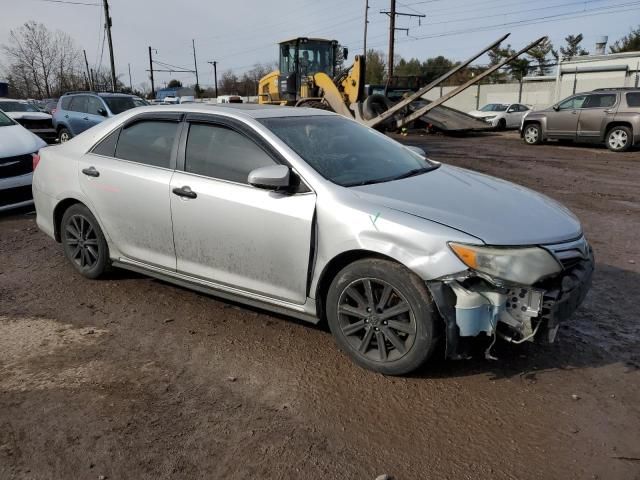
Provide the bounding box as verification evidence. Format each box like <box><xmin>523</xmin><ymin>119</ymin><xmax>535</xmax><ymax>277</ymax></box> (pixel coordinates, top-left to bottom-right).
<box><xmin>112</xmin><ymin>258</ymin><xmax>320</xmax><ymax>324</ymax></box>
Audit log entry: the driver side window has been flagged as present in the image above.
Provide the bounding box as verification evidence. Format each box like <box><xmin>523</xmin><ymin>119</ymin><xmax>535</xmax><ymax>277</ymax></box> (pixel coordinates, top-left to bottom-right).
<box><xmin>558</xmin><ymin>95</ymin><xmax>586</xmax><ymax>110</ymax></box>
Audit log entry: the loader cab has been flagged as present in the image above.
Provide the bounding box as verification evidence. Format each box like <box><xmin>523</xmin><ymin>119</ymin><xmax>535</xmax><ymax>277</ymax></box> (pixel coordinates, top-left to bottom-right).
<box><xmin>278</xmin><ymin>37</ymin><xmax>343</xmax><ymax>102</ymax></box>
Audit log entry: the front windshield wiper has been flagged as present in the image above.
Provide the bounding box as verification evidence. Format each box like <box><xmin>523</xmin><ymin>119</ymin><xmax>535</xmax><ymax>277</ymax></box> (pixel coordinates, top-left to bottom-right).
<box><xmin>344</xmin><ymin>164</ymin><xmax>439</xmax><ymax>187</ymax></box>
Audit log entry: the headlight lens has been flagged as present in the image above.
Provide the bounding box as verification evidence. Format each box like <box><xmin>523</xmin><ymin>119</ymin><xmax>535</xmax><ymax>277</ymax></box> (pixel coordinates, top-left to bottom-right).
<box><xmin>484</xmin><ymin>115</ymin><xmax>497</xmax><ymax>120</ymax></box>
<box><xmin>449</xmin><ymin>242</ymin><xmax>562</xmax><ymax>285</ymax></box>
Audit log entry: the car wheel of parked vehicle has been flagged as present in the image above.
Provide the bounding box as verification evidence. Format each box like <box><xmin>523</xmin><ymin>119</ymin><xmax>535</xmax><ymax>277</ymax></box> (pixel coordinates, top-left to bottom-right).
<box><xmin>326</xmin><ymin>258</ymin><xmax>437</xmax><ymax>375</ymax></box>
<box><xmin>496</xmin><ymin>118</ymin><xmax>506</xmax><ymax>131</ymax></box>
<box><xmin>61</xmin><ymin>204</ymin><xmax>109</xmax><ymax>279</ymax></box>
<box><xmin>606</xmin><ymin>126</ymin><xmax>632</xmax><ymax>152</ymax></box>
<box><xmin>523</xmin><ymin>123</ymin><xmax>542</xmax><ymax>145</ymax></box>
<box><xmin>59</xmin><ymin>128</ymin><xmax>72</xmax><ymax>143</ymax></box>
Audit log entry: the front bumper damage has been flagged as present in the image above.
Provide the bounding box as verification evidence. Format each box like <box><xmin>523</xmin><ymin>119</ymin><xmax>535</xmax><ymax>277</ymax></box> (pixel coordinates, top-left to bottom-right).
<box><xmin>427</xmin><ymin>241</ymin><xmax>594</xmax><ymax>359</ymax></box>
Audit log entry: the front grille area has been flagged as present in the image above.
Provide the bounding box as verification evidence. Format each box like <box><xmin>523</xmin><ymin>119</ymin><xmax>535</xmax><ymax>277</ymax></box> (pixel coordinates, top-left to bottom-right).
<box><xmin>0</xmin><ymin>154</ymin><xmax>33</xmax><ymax>179</ymax></box>
<box><xmin>15</xmin><ymin>118</ymin><xmax>53</xmax><ymax>130</ymax></box>
<box><xmin>0</xmin><ymin>185</ymin><xmax>33</xmax><ymax>207</ymax></box>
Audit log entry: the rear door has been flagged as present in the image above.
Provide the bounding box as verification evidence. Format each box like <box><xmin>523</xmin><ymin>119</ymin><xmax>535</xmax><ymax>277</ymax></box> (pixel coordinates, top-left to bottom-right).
<box><xmin>67</xmin><ymin>96</ymin><xmax>89</xmax><ymax>134</ymax></box>
<box><xmin>170</xmin><ymin>114</ymin><xmax>316</xmax><ymax>304</ymax></box>
<box><xmin>546</xmin><ymin>95</ymin><xmax>586</xmax><ymax>138</ymax></box>
<box><xmin>78</xmin><ymin>112</ymin><xmax>182</xmax><ymax>270</ymax></box>
<box><xmin>577</xmin><ymin>93</ymin><xmax>618</xmax><ymax>140</ymax></box>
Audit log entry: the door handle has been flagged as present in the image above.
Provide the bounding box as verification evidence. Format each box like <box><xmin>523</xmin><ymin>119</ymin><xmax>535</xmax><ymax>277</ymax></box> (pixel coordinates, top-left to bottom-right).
<box><xmin>571</xmin><ymin>110</ymin><xmax>577</xmax><ymax>114</ymax></box>
<box><xmin>83</xmin><ymin>116</ymin><xmax>89</xmax><ymax>120</ymax></box>
<box><xmin>82</xmin><ymin>166</ymin><xmax>100</xmax><ymax>177</ymax></box>
<box><xmin>604</xmin><ymin>109</ymin><xmax>614</xmax><ymax>114</ymax></box>
<box><xmin>172</xmin><ymin>186</ymin><xmax>197</xmax><ymax>199</ymax></box>
<box><xmin>64</xmin><ymin>114</ymin><xmax>69</xmax><ymax>118</ymax></box>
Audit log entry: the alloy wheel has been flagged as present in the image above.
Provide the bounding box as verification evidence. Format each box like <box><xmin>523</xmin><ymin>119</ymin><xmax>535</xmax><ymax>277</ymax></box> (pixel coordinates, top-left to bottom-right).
<box><xmin>60</xmin><ymin>131</ymin><xmax>70</xmax><ymax>143</ymax></box>
<box><xmin>64</xmin><ymin>214</ymin><xmax>100</xmax><ymax>269</ymax></box>
<box><xmin>608</xmin><ymin>129</ymin><xmax>628</xmax><ymax>150</ymax></box>
<box><xmin>524</xmin><ymin>126</ymin><xmax>538</xmax><ymax>144</ymax></box>
<box><xmin>337</xmin><ymin>278</ymin><xmax>417</xmax><ymax>362</ymax></box>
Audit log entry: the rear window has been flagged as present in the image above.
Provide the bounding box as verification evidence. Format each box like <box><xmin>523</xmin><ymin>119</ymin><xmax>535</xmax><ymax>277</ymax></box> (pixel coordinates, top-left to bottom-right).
<box><xmin>0</xmin><ymin>101</ymin><xmax>39</xmax><ymax>113</ymax></box>
<box><xmin>103</xmin><ymin>96</ymin><xmax>137</xmax><ymax>114</ymax></box>
<box><xmin>626</xmin><ymin>92</ymin><xmax>640</xmax><ymax>107</ymax></box>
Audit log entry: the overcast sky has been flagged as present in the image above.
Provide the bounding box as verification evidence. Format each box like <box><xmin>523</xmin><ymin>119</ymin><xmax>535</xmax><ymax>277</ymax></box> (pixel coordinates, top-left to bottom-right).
<box><xmin>1</xmin><ymin>0</ymin><xmax>638</xmax><ymax>90</ymax></box>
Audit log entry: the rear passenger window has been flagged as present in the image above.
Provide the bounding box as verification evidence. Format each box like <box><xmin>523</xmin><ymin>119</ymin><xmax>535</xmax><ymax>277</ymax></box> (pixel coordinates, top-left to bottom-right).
<box><xmin>70</xmin><ymin>96</ymin><xmax>89</xmax><ymax>113</ymax></box>
<box><xmin>185</xmin><ymin>123</ymin><xmax>275</xmax><ymax>183</ymax></box>
<box><xmin>626</xmin><ymin>92</ymin><xmax>640</xmax><ymax>107</ymax></box>
<box><xmin>583</xmin><ymin>94</ymin><xmax>616</xmax><ymax>108</ymax></box>
<box><xmin>114</xmin><ymin>121</ymin><xmax>178</xmax><ymax>168</ymax></box>
<box><xmin>92</xmin><ymin>128</ymin><xmax>120</xmax><ymax>157</ymax></box>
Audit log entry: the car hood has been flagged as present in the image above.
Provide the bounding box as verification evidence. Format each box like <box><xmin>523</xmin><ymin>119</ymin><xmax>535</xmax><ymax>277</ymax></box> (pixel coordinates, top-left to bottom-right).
<box><xmin>0</xmin><ymin>124</ymin><xmax>47</xmax><ymax>157</ymax></box>
<box><xmin>468</xmin><ymin>110</ymin><xmax>500</xmax><ymax>118</ymax></box>
<box><xmin>351</xmin><ymin>164</ymin><xmax>582</xmax><ymax>245</ymax></box>
<box><xmin>6</xmin><ymin>111</ymin><xmax>52</xmax><ymax>121</ymax></box>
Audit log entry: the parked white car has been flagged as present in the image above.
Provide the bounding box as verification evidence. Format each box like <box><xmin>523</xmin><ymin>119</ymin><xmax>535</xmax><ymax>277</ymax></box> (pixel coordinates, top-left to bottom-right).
<box><xmin>0</xmin><ymin>108</ymin><xmax>47</xmax><ymax>211</ymax></box>
<box><xmin>0</xmin><ymin>98</ymin><xmax>57</xmax><ymax>143</ymax></box>
<box><xmin>468</xmin><ymin>103</ymin><xmax>531</xmax><ymax>130</ymax></box>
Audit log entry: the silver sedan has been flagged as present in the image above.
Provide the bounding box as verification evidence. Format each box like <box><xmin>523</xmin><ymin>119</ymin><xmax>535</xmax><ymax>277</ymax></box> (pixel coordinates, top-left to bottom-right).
<box><xmin>32</xmin><ymin>104</ymin><xmax>593</xmax><ymax>375</ymax></box>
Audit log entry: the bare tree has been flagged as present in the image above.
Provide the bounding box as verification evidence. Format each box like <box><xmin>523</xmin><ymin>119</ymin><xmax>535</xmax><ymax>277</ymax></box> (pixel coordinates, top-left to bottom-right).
<box><xmin>2</xmin><ymin>20</ymin><xmax>84</xmax><ymax>98</ymax></box>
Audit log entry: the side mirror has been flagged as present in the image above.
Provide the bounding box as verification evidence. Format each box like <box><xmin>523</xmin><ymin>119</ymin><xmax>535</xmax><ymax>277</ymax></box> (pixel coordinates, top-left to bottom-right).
<box><xmin>342</xmin><ymin>47</ymin><xmax>349</xmax><ymax>60</ymax></box>
<box><xmin>552</xmin><ymin>104</ymin><xmax>559</xmax><ymax>111</ymax></box>
<box><xmin>406</xmin><ymin>145</ymin><xmax>426</xmax><ymax>157</ymax></box>
<box><xmin>98</xmin><ymin>108</ymin><xmax>108</xmax><ymax>116</ymax></box>
<box><xmin>248</xmin><ymin>165</ymin><xmax>291</xmax><ymax>190</ymax></box>
<box><xmin>507</xmin><ymin>108</ymin><xmax>516</xmax><ymax>113</ymax></box>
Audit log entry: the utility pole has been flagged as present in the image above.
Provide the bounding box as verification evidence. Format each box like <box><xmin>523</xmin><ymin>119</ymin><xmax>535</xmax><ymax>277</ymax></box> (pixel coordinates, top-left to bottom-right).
<box><xmin>381</xmin><ymin>1</ymin><xmax>425</xmax><ymax>78</ymax></box>
<box><xmin>208</xmin><ymin>61</ymin><xmax>218</xmax><ymax>98</ymax></box>
<box><xmin>102</xmin><ymin>0</ymin><xmax>117</xmax><ymax>91</ymax></box>
<box><xmin>363</xmin><ymin>0</ymin><xmax>369</xmax><ymax>56</ymax></box>
<box><xmin>192</xmin><ymin>39</ymin><xmax>200</xmax><ymax>97</ymax></box>
<box><xmin>128</xmin><ymin>63</ymin><xmax>133</xmax><ymax>91</ymax></box>
<box><xmin>83</xmin><ymin>49</ymin><xmax>93</xmax><ymax>90</ymax></box>
<box><xmin>148</xmin><ymin>46</ymin><xmax>155</xmax><ymax>99</ymax></box>
<box><xmin>387</xmin><ymin>0</ymin><xmax>395</xmax><ymax>78</ymax></box>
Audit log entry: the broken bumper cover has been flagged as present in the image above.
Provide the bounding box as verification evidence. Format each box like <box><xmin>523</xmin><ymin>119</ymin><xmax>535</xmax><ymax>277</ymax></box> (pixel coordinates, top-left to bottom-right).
<box><xmin>427</xmin><ymin>246</ymin><xmax>594</xmax><ymax>359</ymax></box>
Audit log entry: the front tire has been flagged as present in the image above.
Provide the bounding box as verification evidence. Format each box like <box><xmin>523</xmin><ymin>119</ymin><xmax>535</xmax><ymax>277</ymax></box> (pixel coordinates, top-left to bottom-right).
<box><xmin>606</xmin><ymin>125</ymin><xmax>632</xmax><ymax>152</ymax></box>
<box><xmin>61</xmin><ymin>204</ymin><xmax>109</xmax><ymax>279</ymax></box>
<box><xmin>326</xmin><ymin>258</ymin><xmax>437</xmax><ymax>375</ymax></box>
<box><xmin>523</xmin><ymin>123</ymin><xmax>542</xmax><ymax>145</ymax></box>
<box><xmin>496</xmin><ymin>118</ymin><xmax>506</xmax><ymax>131</ymax></box>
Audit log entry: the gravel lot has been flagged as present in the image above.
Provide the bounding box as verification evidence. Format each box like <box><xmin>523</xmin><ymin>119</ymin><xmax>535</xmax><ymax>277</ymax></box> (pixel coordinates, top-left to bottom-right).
<box><xmin>1</xmin><ymin>131</ymin><xmax>639</xmax><ymax>479</ymax></box>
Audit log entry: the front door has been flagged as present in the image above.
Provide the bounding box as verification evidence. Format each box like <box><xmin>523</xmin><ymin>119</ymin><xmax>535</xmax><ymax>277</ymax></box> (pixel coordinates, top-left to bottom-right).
<box><xmin>170</xmin><ymin>120</ymin><xmax>316</xmax><ymax>304</ymax></box>
<box><xmin>546</xmin><ymin>94</ymin><xmax>586</xmax><ymax>138</ymax></box>
<box><xmin>79</xmin><ymin>115</ymin><xmax>181</xmax><ymax>270</ymax></box>
<box><xmin>577</xmin><ymin>93</ymin><xmax>618</xmax><ymax>140</ymax></box>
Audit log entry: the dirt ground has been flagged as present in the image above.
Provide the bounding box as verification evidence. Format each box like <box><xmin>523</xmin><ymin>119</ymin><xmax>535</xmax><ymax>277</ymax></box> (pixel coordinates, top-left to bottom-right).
<box><xmin>1</xmin><ymin>131</ymin><xmax>639</xmax><ymax>480</ymax></box>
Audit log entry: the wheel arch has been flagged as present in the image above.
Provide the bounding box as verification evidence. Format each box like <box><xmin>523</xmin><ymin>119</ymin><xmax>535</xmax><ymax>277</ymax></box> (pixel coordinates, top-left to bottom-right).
<box><xmin>314</xmin><ymin>249</ymin><xmax>404</xmax><ymax>324</ymax></box>
<box><xmin>603</xmin><ymin>121</ymin><xmax>633</xmax><ymax>143</ymax></box>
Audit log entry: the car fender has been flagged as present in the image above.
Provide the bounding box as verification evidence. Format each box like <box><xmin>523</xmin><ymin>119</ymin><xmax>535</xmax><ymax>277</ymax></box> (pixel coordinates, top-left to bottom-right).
<box><xmin>309</xmin><ymin>195</ymin><xmax>481</xmax><ymax>298</ymax></box>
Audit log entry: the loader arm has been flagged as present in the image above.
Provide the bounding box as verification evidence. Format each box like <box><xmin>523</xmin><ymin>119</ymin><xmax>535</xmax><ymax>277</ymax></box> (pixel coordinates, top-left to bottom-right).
<box><xmin>312</xmin><ymin>55</ymin><xmax>365</xmax><ymax>118</ymax></box>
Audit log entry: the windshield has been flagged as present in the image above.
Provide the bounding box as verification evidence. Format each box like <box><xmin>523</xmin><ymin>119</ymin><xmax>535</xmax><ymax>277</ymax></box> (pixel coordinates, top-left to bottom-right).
<box><xmin>0</xmin><ymin>101</ymin><xmax>40</xmax><ymax>113</ymax></box>
<box><xmin>0</xmin><ymin>110</ymin><xmax>14</xmax><ymax>127</ymax></box>
<box><xmin>103</xmin><ymin>96</ymin><xmax>137</xmax><ymax>114</ymax></box>
<box><xmin>259</xmin><ymin>115</ymin><xmax>438</xmax><ymax>187</ymax></box>
<box><xmin>280</xmin><ymin>41</ymin><xmax>335</xmax><ymax>76</ymax></box>
<box><xmin>480</xmin><ymin>103</ymin><xmax>508</xmax><ymax>112</ymax></box>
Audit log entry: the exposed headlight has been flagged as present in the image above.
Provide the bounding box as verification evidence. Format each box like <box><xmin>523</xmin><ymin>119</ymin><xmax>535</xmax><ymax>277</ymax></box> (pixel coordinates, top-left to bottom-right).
<box><xmin>448</xmin><ymin>242</ymin><xmax>562</xmax><ymax>285</ymax></box>
<box><xmin>484</xmin><ymin>115</ymin><xmax>497</xmax><ymax>120</ymax></box>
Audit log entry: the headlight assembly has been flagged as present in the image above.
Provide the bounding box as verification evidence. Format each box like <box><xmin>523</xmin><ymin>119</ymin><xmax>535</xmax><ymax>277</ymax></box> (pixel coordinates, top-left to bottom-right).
<box><xmin>448</xmin><ymin>242</ymin><xmax>562</xmax><ymax>285</ymax></box>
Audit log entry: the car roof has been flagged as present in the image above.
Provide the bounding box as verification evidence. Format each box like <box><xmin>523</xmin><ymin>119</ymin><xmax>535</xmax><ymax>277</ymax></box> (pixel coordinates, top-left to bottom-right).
<box><xmin>140</xmin><ymin>103</ymin><xmax>336</xmax><ymax>119</ymax></box>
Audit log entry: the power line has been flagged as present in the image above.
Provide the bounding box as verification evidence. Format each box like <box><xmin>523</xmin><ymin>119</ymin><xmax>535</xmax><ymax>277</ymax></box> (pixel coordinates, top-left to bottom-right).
<box><xmin>29</xmin><ymin>0</ymin><xmax>100</xmax><ymax>5</ymax></box>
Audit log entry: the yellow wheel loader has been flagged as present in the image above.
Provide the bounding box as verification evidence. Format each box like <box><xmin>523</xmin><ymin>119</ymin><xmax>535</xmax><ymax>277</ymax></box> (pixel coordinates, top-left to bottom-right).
<box><xmin>258</xmin><ymin>37</ymin><xmax>365</xmax><ymax>118</ymax></box>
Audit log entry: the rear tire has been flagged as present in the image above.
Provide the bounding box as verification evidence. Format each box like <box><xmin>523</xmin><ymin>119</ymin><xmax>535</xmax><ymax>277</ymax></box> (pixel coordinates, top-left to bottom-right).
<box><xmin>326</xmin><ymin>258</ymin><xmax>437</xmax><ymax>375</ymax></box>
<box><xmin>59</xmin><ymin>127</ymin><xmax>72</xmax><ymax>143</ymax></box>
<box><xmin>523</xmin><ymin>123</ymin><xmax>542</xmax><ymax>145</ymax></box>
<box><xmin>606</xmin><ymin>125</ymin><xmax>632</xmax><ymax>152</ymax></box>
<box><xmin>61</xmin><ymin>204</ymin><xmax>109</xmax><ymax>279</ymax></box>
